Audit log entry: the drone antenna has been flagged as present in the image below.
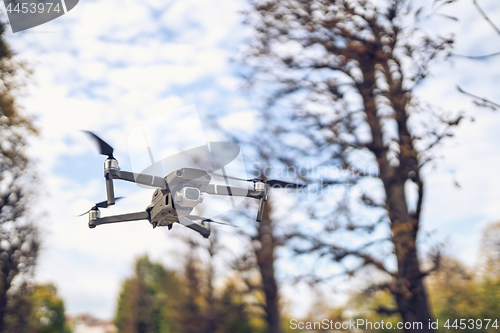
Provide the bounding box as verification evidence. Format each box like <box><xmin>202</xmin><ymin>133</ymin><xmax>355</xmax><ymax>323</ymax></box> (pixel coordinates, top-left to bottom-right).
<box><xmin>141</xmin><ymin>125</ymin><xmax>155</xmax><ymax>165</ymax></box>
<box><xmin>220</xmin><ymin>166</ymin><xmax>236</xmax><ymax>207</ymax></box>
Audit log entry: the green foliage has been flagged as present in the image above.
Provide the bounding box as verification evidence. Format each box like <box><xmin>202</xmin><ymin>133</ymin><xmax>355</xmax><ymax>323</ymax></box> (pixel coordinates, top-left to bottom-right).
<box><xmin>216</xmin><ymin>281</ymin><xmax>256</xmax><ymax>333</ymax></box>
<box><xmin>115</xmin><ymin>255</ymin><xmax>183</xmax><ymax>333</ymax></box>
<box><xmin>0</xmin><ymin>18</ymin><xmax>39</xmax><ymax>332</ymax></box>
<box><xmin>29</xmin><ymin>284</ymin><xmax>71</xmax><ymax>333</ymax></box>
<box><xmin>4</xmin><ymin>283</ymin><xmax>70</xmax><ymax>333</ymax></box>
<box><xmin>114</xmin><ymin>254</ymin><xmax>261</xmax><ymax>333</ymax></box>
<box><xmin>346</xmin><ymin>220</ymin><xmax>500</xmax><ymax>333</ymax></box>
<box><xmin>349</xmin><ymin>289</ymin><xmax>403</xmax><ymax>333</ymax></box>
<box><xmin>426</xmin><ymin>251</ymin><xmax>500</xmax><ymax>333</ymax></box>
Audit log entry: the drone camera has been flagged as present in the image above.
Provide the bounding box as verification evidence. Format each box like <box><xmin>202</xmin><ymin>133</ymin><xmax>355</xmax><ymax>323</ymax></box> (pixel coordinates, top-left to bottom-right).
<box><xmin>175</xmin><ymin>187</ymin><xmax>203</xmax><ymax>208</ymax></box>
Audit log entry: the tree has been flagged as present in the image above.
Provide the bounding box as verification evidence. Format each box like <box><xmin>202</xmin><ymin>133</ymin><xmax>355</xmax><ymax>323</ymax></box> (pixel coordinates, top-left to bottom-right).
<box><xmin>241</xmin><ymin>0</ymin><xmax>459</xmax><ymax>331</ymax></box>
<box><xmin>28</xmin><ymin>284</ymin><xmax>71</xmax><ymax>333</ymax></box>
<box><xmin>115</xmin><ymin>248</ymin><xmax>260</xmax><ymax>333</ymax></box>
<box><xmin>449</xmin><ymin>0</ymin><xmax>500</xmax><ymax>110</ymax></box>
<box><xmin>0</xmin><ymin>20</ymin><xmax>40</xmax><ymax>332</ymax></box>
<box><xmin>2</xmin><ymin>283</ymin><xmax>70</xmax><ymax>333</ymax></box>
<box><xmin>479</xmin><ymin>221</ymin><xmax>500</xmax><ymax>280</ymax></box>
<box><xmin>212</xmin><ymin>118</ymin><xmax>299</xmax><ymax>333</ymax></box>
<box><xmin>230</xmin><ymin>197</ymin><xmax>282</xmax><ymax>333</ymax></box>
<box><xmin>347</xmin><ymin>224</ymin><xmax>500</xmax><ymax>333</ymax></box>
<box><xmin>425</xmin><ymin>255</ymin><xmax>500</xmax><ymax>333</ymax></box>
<box><xmin>114</xmin><ymin>255</ymin><xmax>183</xmax><ymax>333</ymax></box>
<box><xmin>180</xmin><ymin>233</ymin><xmax>259</xmax><ymax>333</ymax></box>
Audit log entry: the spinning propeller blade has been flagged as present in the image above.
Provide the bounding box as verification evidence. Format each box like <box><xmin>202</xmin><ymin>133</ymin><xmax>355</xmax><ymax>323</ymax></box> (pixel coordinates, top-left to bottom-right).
<box><xmin>77</xmin><ymin>197</ymin><xmax>124</xmax><ymax>216</ymax></box>
<box><xmin>185</xmin><ymin>215</ymin><xmax>235</xmax><ymax>226</ymax></box>
<box><xmin>83</xmin><ymin>131</ymin><xmax>114</xmax><ymax>158</ymax></box>
<box><xmin>211</xmin><ymin>173</ymin><xmax>306</xmax><ymax>189</ymax></box>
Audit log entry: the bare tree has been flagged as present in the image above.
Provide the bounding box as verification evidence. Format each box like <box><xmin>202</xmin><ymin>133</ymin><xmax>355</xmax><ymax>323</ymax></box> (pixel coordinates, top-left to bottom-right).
<box><xmin>208</xmin><ymin>118</ymin><xmax>291</xmax><ymax>333</ymax></box>
<box><xmin>232</xmin><ymin>197</ymin><xmax>282</xmax><ymax>333</ymax></box>
<box><xmin>0</xmin><ymin>21</ymin><xmax>40</xmax><ymax>332</ymax></box>
<box><xmin>443</xmin><ymin>0</ymin><xmax>500</xmax><ymax>108</ymax></box>
<box><xmin>240</xmin><ymin>0</ymin><xmax>464</xmax><ymax>331</ymax></box>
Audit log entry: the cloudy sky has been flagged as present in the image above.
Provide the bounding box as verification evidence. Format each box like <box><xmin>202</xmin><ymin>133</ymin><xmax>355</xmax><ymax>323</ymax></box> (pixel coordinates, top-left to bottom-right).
<box><xmin>2</xmin><ymin>0</ymin><xmax>500</xmax><ymax>319</ymax></box>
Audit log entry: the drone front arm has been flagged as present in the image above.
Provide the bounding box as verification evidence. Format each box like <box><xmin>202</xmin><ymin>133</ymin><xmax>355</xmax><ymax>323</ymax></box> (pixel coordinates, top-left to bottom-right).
<box><xmin>178</xmin><ymin>217</ymin><xmax>211</xmax><ymax>238</ymax></box>
<box><xmin>89</xmin><ymin>211</ymin><xmax>150</xmax><ymax>228</ymax></box>
<box><xmin>204</xmin><ymin>184</ymin><xmax>264</xmax><ymax>199</ymax></box>
<box><xmin>204</xmin><ymin>184</ymin><xmax>268</xmax><ymax>222</ymax></box>
<box><xmin>108</xmin><ymin>170</ymin><xmax>168</xmax><ymax>189</ymax></box>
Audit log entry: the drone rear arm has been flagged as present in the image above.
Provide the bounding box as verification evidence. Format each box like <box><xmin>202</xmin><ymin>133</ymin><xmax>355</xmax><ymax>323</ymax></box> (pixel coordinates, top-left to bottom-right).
<box><xmin>178</xmin><ymin>217</ymin><xmax>211</xmax><ymax>238</ymax></box>
<box><xmin>204</xmin><ymin>184</ymin><xmax>268</xmax><ymax>222</ymax></box>
<box><xmin>108</xmin><ymin>169</ymin><xmax>168</xmax><ymax>189</ymax></box>
<box><xmin>204</xmin><ymin>184</ymin><xmax>264</xmax><ymax>199</ymax></box>
<box><xmin>89</xmin><ymin>211</ymin><xmax>150</xmax><ymax>228</ymax></box>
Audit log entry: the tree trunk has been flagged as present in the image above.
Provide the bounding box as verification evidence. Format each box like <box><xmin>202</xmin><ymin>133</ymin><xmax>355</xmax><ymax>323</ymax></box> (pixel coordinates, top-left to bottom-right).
<box><xmin>360</xmin><ymin>57</ymin><xmax>433</xmax><ymax>332</ymax></box>
<box><xmin>387</xmin><ymin>182</ymin><xmax>433</xmax><ymax>333</ymax></box>
<box><xmin>255</xmin><ymin>200</ymin><xmax>281</xmax><ymax>333</ymax></box>
<box><xmin>0</xmin><ymin>254</ymin><xmax>15</xmax><ymax>333</ymax></box>
<box><xmin>0</xmin><ymin>289</ymin><xmax>7</xmax><ymax>333</ymax></box>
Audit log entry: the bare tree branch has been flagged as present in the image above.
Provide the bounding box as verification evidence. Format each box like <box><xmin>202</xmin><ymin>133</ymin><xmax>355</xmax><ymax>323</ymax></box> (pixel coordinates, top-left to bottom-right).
<box><xmin>457</xmin><ymin>85</ymin><xmax>500</xmax><ymax>110</ymax></box>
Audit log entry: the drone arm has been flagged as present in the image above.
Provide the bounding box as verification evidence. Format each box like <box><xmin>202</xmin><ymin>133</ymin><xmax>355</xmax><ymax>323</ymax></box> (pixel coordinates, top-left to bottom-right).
<box><xmin>256</xmin><ymin>196</ymin><xmax>267</xmax><ymax>222</ymax></box>
<box><xmin>89</xmin><ymin>211</ymin><xmax>150</xmax><ymax>228</ymax></box>
<box><xmin>204</xmin><ymin>184</ymin><xmax>264</xmax><ymax>199</ymax></box>
<box><xmin>109</xmin><ymin>170</ymin><xmax>167</xmax><ymax>189</ymax></box>
<box><xmin>105</xmin><ymin>174</ymin><xmax>115</xmax><ymax>205</ymax></box>
<box><xmin>178</xmin><ymin>217</ymin><xmax>211</xmax><ymax>238</ymax></box>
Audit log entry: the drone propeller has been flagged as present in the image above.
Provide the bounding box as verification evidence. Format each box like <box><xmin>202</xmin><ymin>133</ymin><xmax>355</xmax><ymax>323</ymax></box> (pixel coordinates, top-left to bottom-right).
<box><xmin>211</xmin><ymin>173</ymin><xmax>306</xmax><ymax>189</ymax></box>
<box><xmin>82</xmin><ymin>131</ymin><xmax>114</xmax><ymax>158</ymax></box>
<box><xmin>185</xmin><ymin>215</ymin><xmax>235</xmax><ymax>226</ymax></box>
<box><xmin>77</xmin><ymin>197</ymin><xmax>124</xmax><ymax>216</ymax></box>
<box><xmin>83</xmin><ymin>131</ymin><xmax>120</xmax><ymax>205</ymax></box>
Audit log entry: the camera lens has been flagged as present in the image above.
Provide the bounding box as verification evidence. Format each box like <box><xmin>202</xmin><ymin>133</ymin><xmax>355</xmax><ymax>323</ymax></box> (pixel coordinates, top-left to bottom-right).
<box><xmin>185</xmin><ymin>188</ymin><xmax>200</xmax><ymax>200</ymax></box>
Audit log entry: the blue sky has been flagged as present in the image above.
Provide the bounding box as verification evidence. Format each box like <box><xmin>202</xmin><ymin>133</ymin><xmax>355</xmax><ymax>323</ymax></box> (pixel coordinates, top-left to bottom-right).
<box><xmin>2</xmin><ymin>0</ymin><xmax>500</xmax><ymax>319</ymax></box>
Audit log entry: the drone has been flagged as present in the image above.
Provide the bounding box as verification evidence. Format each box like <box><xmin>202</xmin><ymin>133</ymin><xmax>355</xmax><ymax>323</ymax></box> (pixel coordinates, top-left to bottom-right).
<box><xmin>80</xmin><ymin>131</ymin><xmax>305</xmax><ymax>238</ymax></box>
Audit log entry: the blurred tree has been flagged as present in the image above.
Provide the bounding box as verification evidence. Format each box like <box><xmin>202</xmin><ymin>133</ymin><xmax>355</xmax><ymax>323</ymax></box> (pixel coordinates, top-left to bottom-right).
<box><xmin>211</xmin><ymin>116</ymin><xmax>297</xmax><ymax>333</ymax></box>
<box><xmin>28</xmin><ymin>284</ymin><xmax>70</xmax><ymax>333</ymax></box>
<box><xmin>114</xmin><ymin>255</ymin><xmax>183</xmax><ymax>333</ymax></box>
<box><xmin>479</xmin><ymin>221</ymin><xmax>500</xmax><ymax>280</ymax></box>
<box><xmin>180</xmin><ymin>239</ymin><xmax>207</xmax><ymax>333</ymax></box>
<box><xmin>351</xmin><ymin>253</ymin><xmax>500</xmax><ymax>333</ymax></box>
<box><xmin>425</xmin><ymin>254</ymin><xmax>500</xmax><ymax>333</ymax></box>
<box><xmin>225</xmin><ymin>165</ymin><xmax>289</xmax><ymax>333</ymax></box>
<box><xmin>216</xmin><ymin>280</ymin><xmax>257</xmax><ymax>333</ymax></box>
<box><xmin>427</xmin><ymin>257</ymin><xmax>484</xmax><ymax>331</ymax></box>
<box><xmin>181</xmin><ymin>232</ymin><xmax>259</xmax><ymax>333</ymax></box>
<box><xmin>3</xmin><ymin>283</ymin><xmax>70</xmax><ymax>333</ymax></box>
<box><xmin>448</xmin><ymin>0</ymin><xmax>500</xmax><ymax>109</ymax></box>
<box><xmin>0</xmin><ymin>20</ymin><xmax>40</xmax><ymax>332</ymax></box>
<box><xmin>349</xmin><ymin>288</ymin><xmax>402</xmax><ymax>333</ymax></box>
<box><xmin>253</xmin><ymin>200</ymin><xmax>281</xmax><ymax>333</ymax></box>
<box><xmin>115</xmin><ymin>247</ymin><xmax>259</xmax><ymax>333</ymax></box>
<box><xmin>241</xmin><ymin>0</ymin><xmax>461</xmax><ymax>331</ymax></box>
